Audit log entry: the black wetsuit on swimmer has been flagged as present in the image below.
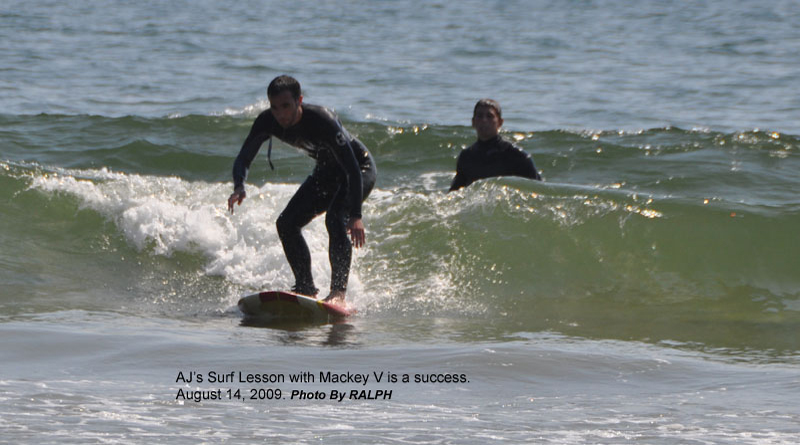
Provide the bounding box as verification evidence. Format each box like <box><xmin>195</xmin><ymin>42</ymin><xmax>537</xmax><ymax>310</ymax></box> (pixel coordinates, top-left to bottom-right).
<box><xmin>448</xmin><ymin>135</ymin><xmax>541</xmax><ymax>191</ymax></box>
<box><xmin>232</xmin><ymin>103</ymin><xmax>377</xmax><ymax>296</ymax></box>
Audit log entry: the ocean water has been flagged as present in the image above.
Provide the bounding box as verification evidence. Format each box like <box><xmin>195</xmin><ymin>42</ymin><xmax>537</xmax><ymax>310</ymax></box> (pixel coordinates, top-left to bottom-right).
<box><xmin>2</xmin><ymin>1</ymin><xmax>799</xmax><ymax>443</ymax></box>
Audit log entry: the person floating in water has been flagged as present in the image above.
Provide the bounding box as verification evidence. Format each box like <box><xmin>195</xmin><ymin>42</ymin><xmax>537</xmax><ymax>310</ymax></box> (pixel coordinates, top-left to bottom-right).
<box><xmin>449</xmin><ymin>98</ymin><xmax>542</xmax><ymax>192</ymax></box>
<box><xmin>228</xmin><ymin>75</ymin><xmax>377</xmax><ymax>306</ymax></box>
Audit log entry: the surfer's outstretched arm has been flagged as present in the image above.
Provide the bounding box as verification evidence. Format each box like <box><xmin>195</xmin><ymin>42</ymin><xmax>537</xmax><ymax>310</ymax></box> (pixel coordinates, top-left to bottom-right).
<box><xmin>228</xmin><ymin>110</ymin><xmax>273</xmax><ymax>215</ymax></box>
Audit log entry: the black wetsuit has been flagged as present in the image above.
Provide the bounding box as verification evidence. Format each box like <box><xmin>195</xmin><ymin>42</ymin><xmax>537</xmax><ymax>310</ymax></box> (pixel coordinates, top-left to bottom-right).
<box><xmin>232</xmin><ymin>104</ymin><xmax>377</xmax><ymax>295</ymax></box>
<box><xmin>449</xmin><ymin>135</ymin><xmax>541</xmax><ymax>191</ymax></box>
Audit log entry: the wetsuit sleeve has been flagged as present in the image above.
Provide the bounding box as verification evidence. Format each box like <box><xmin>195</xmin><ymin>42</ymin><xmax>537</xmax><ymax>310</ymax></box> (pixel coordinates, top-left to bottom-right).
<box><xmin>448</xmin><ymin>152</ymin><xmax>472</xmax><ymax>192</ymax></box>
<box><xmin>512</xmin><ymin>149</ymin><xmax>542</xmax><ymax>181</ymax></box>
<box><xmin>232</xmin><ymin>113</ymin><xmax>272</xmax><ymax>192</ymax></box>
<box><xmin>329</xmin><ymin>134</ymin><xmax>365</xmax><ymax>218</ymax></box>
<box><xmin>448</xmin><ymin>175</ymin><xmax>467</xmax><ymax>192</ymax></box>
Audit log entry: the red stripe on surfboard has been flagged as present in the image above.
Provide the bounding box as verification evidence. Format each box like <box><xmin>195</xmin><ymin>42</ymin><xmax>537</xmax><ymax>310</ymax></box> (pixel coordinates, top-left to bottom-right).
<box><xmin>257</xmin><ymin>291</ymin><xmax>302</xmax><ymax>304</ymax></box>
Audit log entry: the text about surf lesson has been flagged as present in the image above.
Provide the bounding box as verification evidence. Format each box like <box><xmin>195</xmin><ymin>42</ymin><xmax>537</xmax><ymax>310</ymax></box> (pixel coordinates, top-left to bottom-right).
<box><xmin>173</xmin><ymin>370</ymin><xmax>470</xmax><ymax>403</ymax></box>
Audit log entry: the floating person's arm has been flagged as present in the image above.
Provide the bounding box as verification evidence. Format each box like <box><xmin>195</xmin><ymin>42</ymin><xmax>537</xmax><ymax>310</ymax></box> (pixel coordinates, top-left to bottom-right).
<box><xmin>514</xmin><ymin>150</ymin><xmax>542</xmax><ymax>181</ymax></box>
<box><xmin>448</xmin><ymin>152</ymin><xmax>473</xmax><ymax>192</ymax></box>
<box><xmin>448</xmin><ymin>172</ymin><xmax>471</xmax><ymax>192</ymax></box>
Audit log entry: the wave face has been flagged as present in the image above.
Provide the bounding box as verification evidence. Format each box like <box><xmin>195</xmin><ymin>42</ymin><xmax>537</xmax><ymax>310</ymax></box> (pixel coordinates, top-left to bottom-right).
<box><xmin>3</xmin><ymin>113</ymin><xmax>798</xmax><ymax>353</ymax></box>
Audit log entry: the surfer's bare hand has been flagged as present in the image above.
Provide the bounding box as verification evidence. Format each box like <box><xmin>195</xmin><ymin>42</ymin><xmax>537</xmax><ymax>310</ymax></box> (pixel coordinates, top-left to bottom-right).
<box><xmin>347</xmin><ymin>217</ymin><xmax>366</xmax><ymax>248</ymax></box>
<box><xmin>227</xmin><ymin>190</ymin><xmax>246</xmax><ymax>214</ymax></box>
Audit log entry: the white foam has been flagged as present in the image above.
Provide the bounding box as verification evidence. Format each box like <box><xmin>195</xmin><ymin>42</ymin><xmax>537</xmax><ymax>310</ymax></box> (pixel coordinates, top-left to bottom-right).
<box><xmin>28</xmin><ymin>167</ymin><xmax>343</xmax><ymax>292</ymax></box>
<box><xmin>218</xmin><ymin>99</ymin><xmax>269</xmax><ymax>117</ymax></box>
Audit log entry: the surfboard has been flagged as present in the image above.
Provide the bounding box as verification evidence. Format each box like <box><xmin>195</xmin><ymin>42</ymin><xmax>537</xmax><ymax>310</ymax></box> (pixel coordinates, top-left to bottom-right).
<box><xmin>237</xmin><ymin>290</ymin><xmax>354</xmax><ymax>323</ymax></box>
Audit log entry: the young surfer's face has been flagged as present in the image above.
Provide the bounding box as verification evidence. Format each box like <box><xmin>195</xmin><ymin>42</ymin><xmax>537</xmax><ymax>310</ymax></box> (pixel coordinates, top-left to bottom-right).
<box><xmin>472</xmin><ymin>105</ymin><xmax>503</xmax><ymax>141</ymax></box>
<box><xmin>269</xmin><ymin>91</ymin><xmax>303</xmax><ymax>128</ymax></box>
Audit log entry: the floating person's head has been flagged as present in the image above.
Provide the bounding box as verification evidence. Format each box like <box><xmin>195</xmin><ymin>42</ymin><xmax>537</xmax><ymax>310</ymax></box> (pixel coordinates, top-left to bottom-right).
<box><xmin>472</xmin><ymin>98</ymin><xmax>503</xmax><ymax>141</ymax></box>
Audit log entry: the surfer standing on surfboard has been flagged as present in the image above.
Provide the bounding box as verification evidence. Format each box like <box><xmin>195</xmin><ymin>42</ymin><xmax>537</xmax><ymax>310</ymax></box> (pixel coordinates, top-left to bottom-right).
<box><xmin>449</xmin><ymin>99</ymin><xmax>542</xmax><ymax>191</ymax></box>
<box><xmin>227</xmin><ymin>75</ymin><xmax>377</xmax><ymax>306</ymax></box>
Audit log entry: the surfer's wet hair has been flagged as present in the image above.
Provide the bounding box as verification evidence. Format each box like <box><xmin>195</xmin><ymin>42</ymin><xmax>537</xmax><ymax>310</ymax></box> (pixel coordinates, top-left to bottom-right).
<box><xmin>268</xmin><ymin>75</ymin><xmax>301</xmax><ymax>100</ymax></box>
<box><xmin>473</xmin><ymin>98</ymin><xmax>502</xmax><ymax>119</ymax></box>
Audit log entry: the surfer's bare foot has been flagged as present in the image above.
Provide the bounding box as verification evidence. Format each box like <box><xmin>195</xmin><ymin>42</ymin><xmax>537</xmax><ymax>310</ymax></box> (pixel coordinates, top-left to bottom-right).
<box><xmin>323</xmin><ymin>290</ymin><xmax>346</xmax><ymax>306</ymax></box>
